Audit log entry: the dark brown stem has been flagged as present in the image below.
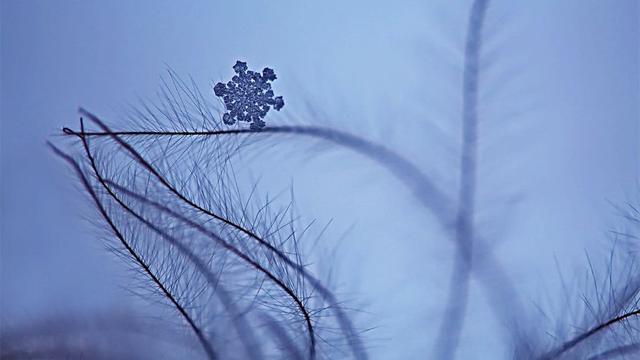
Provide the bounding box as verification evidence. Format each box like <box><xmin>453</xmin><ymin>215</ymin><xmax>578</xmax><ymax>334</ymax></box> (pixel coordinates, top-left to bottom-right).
<box><xmin>106</xmin><ymin>180</ymin><xmax>317</xmax><ymax>360</ymax></box>
<box><xmin>540</xmin><ymin>309</ymin><xmax>640</xmax><ymax>359</ymax></box>
<box><xmin>75</xmin><ymin>109</ymin><xmax>365</xmax><ymax>360</ymax></box>
<box><xmin>47</xmin><ymin>143</ymin><xmax>218</xmax><ymax>360</ymax></box>
<box><xmin>71</xmin><ymin>121</ymin><xmax>263</xmax><ymax>359</ymax></box>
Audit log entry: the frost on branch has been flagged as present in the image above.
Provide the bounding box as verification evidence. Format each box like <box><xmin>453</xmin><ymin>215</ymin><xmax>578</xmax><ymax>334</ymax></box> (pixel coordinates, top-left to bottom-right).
<box><xmin>213</xmin><ymin>61</ymin><xmax>284</xmax><ymax>130</ymax></box>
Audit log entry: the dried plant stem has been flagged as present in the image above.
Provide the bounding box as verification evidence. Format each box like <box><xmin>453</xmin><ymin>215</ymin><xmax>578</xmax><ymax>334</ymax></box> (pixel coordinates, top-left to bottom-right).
<box><xmin>48</xmin><ymin>143</ymin><xmax>218</xmax><ymax>360</ymax></box>
<box><xmin>74</xmin><ymin>109</ymin><xmax>367</xmax><ymax>360</ymax></box>
<box><xmin>105</xmin><ymin>180</ymin><xmax>317</xmax><ymax>359</ymax></box>
<box><xmin>540</xmin><ymin>309</ymin><xmax>640</xmax><ymax>360</ymax></box>
<box><xmin>67</xmin><ymin>122</ymin><xmax>264</xmax><ymax>359</ymax></box>
<box><xmin>433</xmin><ymin>0</ymin><xmax>488</xmax><ymax>358</ymax></box>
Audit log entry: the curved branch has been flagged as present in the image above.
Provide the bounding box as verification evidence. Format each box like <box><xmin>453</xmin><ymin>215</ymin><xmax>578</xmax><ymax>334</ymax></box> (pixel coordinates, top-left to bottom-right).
<box><xmin>48</xmin><ymin>143</ymin><xmax>218</xmax><ymax>360</ymax></box>
<box><xmin>70</xmin><ymin>107</ymin><xmax>524</xmax><ymax>356</ymax></box>
<box><xmin>540</xmin><ymin>309</ymin><xmax>640</xmax><ymax>359</ymax></box>
<box><xmin>69</xmin><ymin>123</ymin><xmax>263</xmax><ymax>359</ymax></box>
<box><xmin>66</xmin><ymin>120</ymin><xmax>451</xmax><ymax>218</ymax></box>
<box><xmin>74</xmin><ymin>109</ymin><xmax>367</xmax><ymax>359</ymax></box>
<box><xmin>105</xmin><ymin>179</ymin><xmax>317</xmax><ymax>360</ymax></box>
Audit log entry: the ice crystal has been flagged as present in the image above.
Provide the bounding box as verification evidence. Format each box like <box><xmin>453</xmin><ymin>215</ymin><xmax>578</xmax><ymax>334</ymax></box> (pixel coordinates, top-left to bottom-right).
<box><xmin>214</xmin><ymin>61</ymin><xmax>284</xmax><ymax>130</ymax></box>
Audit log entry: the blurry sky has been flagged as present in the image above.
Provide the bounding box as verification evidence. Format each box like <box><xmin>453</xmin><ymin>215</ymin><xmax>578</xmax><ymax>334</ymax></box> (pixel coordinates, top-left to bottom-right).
<box><xmin>1</xmin><ymin>0</ymin><xmax>638</xmax><ymax>358</ymax></box>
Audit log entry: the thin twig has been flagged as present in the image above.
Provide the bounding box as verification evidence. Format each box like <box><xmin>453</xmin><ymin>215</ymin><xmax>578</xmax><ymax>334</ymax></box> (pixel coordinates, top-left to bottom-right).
<box><xmin>48</xmin><ymin>143</ymin><xmax>218</xmax><ymax>360</ymax></box>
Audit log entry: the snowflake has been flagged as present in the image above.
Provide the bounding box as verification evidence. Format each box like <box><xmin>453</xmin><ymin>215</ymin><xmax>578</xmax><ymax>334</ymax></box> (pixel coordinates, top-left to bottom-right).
<box><xmin>213</xmin><ymin>61</ymin><xmax>284</xmax><ymax>130</ymax></box>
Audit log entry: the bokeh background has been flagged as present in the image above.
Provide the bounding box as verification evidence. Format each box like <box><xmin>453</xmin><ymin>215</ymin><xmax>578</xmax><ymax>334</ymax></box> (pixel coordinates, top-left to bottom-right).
<box><xmin>1</xmin><ymin>1</ymin><xmax>638</xmax><ymax>358</ymax></box>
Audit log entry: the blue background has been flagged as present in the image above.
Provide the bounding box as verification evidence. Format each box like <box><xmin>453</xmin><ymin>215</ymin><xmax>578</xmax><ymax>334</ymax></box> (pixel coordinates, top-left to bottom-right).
<box><xmin>1</xmin><ymin>1</ymin><xmax>638</xmax><ymax>358</ymax></box>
